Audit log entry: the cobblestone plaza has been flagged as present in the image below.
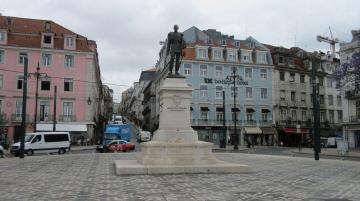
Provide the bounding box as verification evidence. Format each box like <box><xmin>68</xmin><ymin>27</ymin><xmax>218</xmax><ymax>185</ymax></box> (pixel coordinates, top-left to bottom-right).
<box><xmin>0</xmin><ymin>153</ymin><xmax>359</xmax><ymax>201</ymax></box>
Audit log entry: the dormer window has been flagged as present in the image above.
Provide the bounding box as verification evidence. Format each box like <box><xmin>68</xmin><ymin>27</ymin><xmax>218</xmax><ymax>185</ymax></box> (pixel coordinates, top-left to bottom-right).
<box><xmin>41</xmin><ymin>33</ymin><xmax>54</xmax><ymax>48</ymax></box>
<box><xmin>279</xmin><ymin>56</ymin><xmax>284</xmax><ymax>64</ymax></box>
<box><xmin>212</xmin><ymin>48</ymin><xmax>223</xmax><ymax>61</ymax></box>
<box><xmin>196</xmin><ymin>46</ymin><xmax>208</xmax><ymax>60</ymax></box>
<box><xmin>221</xmin><ymin>40</ymin><xmax>226</xmax><ymax>46</ymax></box>
<box><xmin>235</xmin><ymin>41</ymin><xmax>240</xmax><ymax>47</ymax></box>
<box><xmin>241</xmin><ymin>50</ymin><xmax>251</xmax><ymax>62</ymax></box>
<box><xmin>64</xmin><ymin>35</ymin><xmax>76</xmax><ymax>50</ymax></box>
<box><xmin>227</xmin><ymin>49</ymin><xmax>237</xmax><ymax>62</ymax></box>
<box><xmin>0</xmin><ymin>30</ymin><xmax>7</xmax><ymax>44</ymax></box>
<box><xmin>207</xmin><ymin>39</ymin><xmax>212</xmax><ymax>45</ymax></box>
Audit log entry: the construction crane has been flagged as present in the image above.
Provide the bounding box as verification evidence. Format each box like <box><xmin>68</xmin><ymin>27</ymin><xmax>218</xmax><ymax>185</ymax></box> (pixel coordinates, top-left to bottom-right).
<box><xmin>316</xmin><ymin>26</ymin><xmax>339</xmax><ymax>55</ymax></box>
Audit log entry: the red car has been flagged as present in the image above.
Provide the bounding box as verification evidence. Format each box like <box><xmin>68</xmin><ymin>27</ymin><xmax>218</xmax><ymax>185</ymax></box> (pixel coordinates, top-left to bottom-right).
<box><xmin>106</xmin><ymin>140</ymin><xmax>135</xmax><ymax>152</ymax></box>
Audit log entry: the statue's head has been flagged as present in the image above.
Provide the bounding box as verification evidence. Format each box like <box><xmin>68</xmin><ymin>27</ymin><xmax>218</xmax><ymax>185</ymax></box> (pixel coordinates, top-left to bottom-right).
<box><xmin>174</xmin><ymin>24</ymin><xmax>179</xmax><ymax>32</ymax></box>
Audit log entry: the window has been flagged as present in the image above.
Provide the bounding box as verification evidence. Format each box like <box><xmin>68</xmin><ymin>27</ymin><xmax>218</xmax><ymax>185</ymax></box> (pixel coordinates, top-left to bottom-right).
<box><xmin>15</xmin><ymin>99</ymin><xmax>22</xmax><ymax>119</ymax></box>
<box><xmin>41</xmin><ymin>78</ymin><xmax>51</xmax><ymax>91</ymax></box>
<box><xmin>279</xmin><ymin>56</ymin><xmax>284</xmax><ymax>64</ymax></box>
<box><xmin>39</xmin><ymin>100</ymin><xmax>50</xmax><ymax>121</ymax></box>
<box><xmin>235</xmin><ymin>41</ymin><xmax>240</xmax><ymax>47</ymax></box>
<box><xmin>258</xmin><ymin>53</ymin><xmax>267</xmax><ymax>63</ymax></box>
<box><xmin>232</xmin><ymin>110</ymin><xmax>239</xmax><ymax>121</ymax></box>
<box><xmin>242</xmin><ymin>51</ymin><xmax>251</xmax><ymax>62</ymax></box>
<box><xmin>65</xmin><ymin>37</ymin><xmax>75</xmax><ymax>48</ymax></box>
<box><xmin>318</xmin><ymin>77</ymin><xmax>324</xmax><ymax>86</ymax></box>
<box><xmin>291</xmin><ymin>110</ymin><xmax>297</xmax><ymax>121</ymax></box>
<box><xmin>64</xmin><ymin>78</ymin><xmax>73</xmax><ymax>92</ymax></box>
<box><xmin>245</xmin><ymin>68</ymin><xmax>252</xmax><ymax>79</ymax></box>
<box><xmin>231</xmin><ymin>86</ymin><xmax>238</xmax><ymax>98</ymax></box>
<box><xmin>261</xmin><ymin>88</ymin><xmax>267</xmax><ymax>99</ymax></box>
<box><xmin>0</xmin><ymin>50</ymin><xmax>4</xmax><ymax>63</ymax></box>
<box><xmin>289</xmin><ymin>73</ymin><xmax>295</xmax><ymax>82</ymax></box>
<box><xmin>246</xmin><ymin>112</ymin><xmax>253</xmax><ymax>121</ymax></box>
<box><xmin>17</xmin><ymin>75</ymin><xmax>24</xmax><ymax>90</ymax></box>
<box><xmin>280</xmin><ymin>90</ymin><xmax>286</xmax><ymax>101</ymax></box>
<box><xmin>291</xmin><ymin>91</ymin><xmax>296</xmax><ymax>102</ymax></box>
<box><xmin>63</xmin><ymin>102</ymin><xmax>73</xmax><ymax>121</ymax></box>
<box><xmin>200</xmin><ymin>85</ymin><xmax>208</xmax><ymax>97</ymax></box>
<box><xmin>43</xmin><ymin>35</ymin><xmax>52</xmax><ymax>44</ymax></box>
<box><xmin>32</xmin><ymin>135</ymin><xmax>42</xmax><ymax>143</ymax></box>
<box><xmin>320</xmin><ymin>95</ymin><xmax>324</xmax><ymax>105</ymax></box>
<box><xmin>320</xmin><ymin>111</ymin><xmax>325</xmax><ymax>122</ymax></box>
<box><xmin>64</xmin><ymin>55</ymin><xmax>74</xmax><ymax>68</ymax></box>
<box><xmin>41</xmin><ymin>53</ymin><xmax>52</xmax><ymax>66</ymax></box>
<box><xmin>0</xmin><ymin>99</ymin><xmax>3</xmax><ymax>114</ymax></box>
<box><xmin>200</xmin><ymin>111</ymin><xmax>208</xmax><ymax>120</ymax></box>
<box><xmin>197</xmin><ymin>47</ymin><xmax>208</xmax><ymax>59</ymax></box>
<box><xmin>301</xmin><ymin>111</ymin><xmax>307</xmax><ymax>121</ymax></box>
<box><xmin>0</xmin><ymin>74</ymin><xmax>3</xmax><ymax>89</ymax></box>
<box><xmin>338</xmin><ymin>110</ymin><xmax>343</xmax><ymax>122</ymax></box>
<box><xmin>221</xmin><ymin>40</ymin><xmax>226</xmax><ymax>46</ymax></box>
<box><xmin>200</xmin><ymin>65</ymin><xmax>207</xmax><ymax>77</ymax></box>
<box><xmin>327</xmin><ymin>78</ymin><xmax>332</xmax><ymax>88</ymax></box>
<box><xmin>260</xmin><ymin>69</ymin><xmax>267</xmax><ymax>80</ymax></box>
<box><xmin>0</xmin><ymin>31</ymin><xmax>5</xmax><ymax>42</ymax></box>
<box><xmin>216</xmin><ymin>109</ymin><xmax>223</xmax><ymax>121</ymax></box>
<box><xmin>18</xmin><ymin>52</ymin><xmax>28</xmax><ymax>65</ymax></box>
<box><xmin>215</xmin><ymin>66</ymin><xmax>223</xmax><ymax>78</ymax></box>
<box><xmin>300</xmin><ymin>75</ymin><xmax>305</xmax><ymax>83</ymax></box>
<box><xmin>215</xmin><ymin>86</ymin><xmax>223</xmax><ymax>99</ymax></box>
<box><xmin>301</xmin><ymin>92</ymin><xmax>306</xmax><ymax>103</ymax></box>
<box><xmin>227</xmin><ymin>49</ymin><xmax>236</xmax><ymax>61</ymax></box>
<box><xmin>246</xmin><ymin>87</ymin><xmax>252</xmax><ymax>99</ymax></box>
<box><xmin>329</xmin><ymin>110</ymin><xmax>334</xmax><ymax>123</ymax></box>
<box><xmin>280</xmin><ymin>71</ymin><xmax>285</xmax><ymax>81</ymax></box>
<box><xmin>207</xmin><ymin>39</ymin><xmax>212</xmax><ymax>45</ymax></box>
<box><xmin>44</xmin><ymin>134</ymin><xmax>69</xmax><ymax>142</ymax></box>
<box><xmin>213</xmin><ymin>48</ymin><xmax>223</xmax><ymax>60</ymax></box>
<box><xmin>280</xmin><ymin>108</ymin><xmax>287</xmax><ymax>121</ymax></box>
<box><xmin>328</xmin><ymin>95</ymin><xmax>333</xmax><ymax>106</ymax></box>
<box><xmin>337</xmin><ymin>96</ymin><xmax>342</xmax><ymax>107</ymax></box>
<box><xmin>261</xmin><ymin>112</ymin><xmax>268</xmax><ymax>122</ymax></box>
<box><xmin>184</xmin><ymin>63</ymin><xmax>192</xmax><ymax>75</ymax></box>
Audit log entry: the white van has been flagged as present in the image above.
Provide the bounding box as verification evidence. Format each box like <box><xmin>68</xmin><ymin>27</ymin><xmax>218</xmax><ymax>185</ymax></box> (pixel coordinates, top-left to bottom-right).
<box><xmin>138</xmin><ymin>131</ymin><xmax>151</xmax><ymax>143</ymax></box>
<box><xmin>11</xmin><ymin>132</ymin><xmax>71</xmax><ymax>156</ymax></box>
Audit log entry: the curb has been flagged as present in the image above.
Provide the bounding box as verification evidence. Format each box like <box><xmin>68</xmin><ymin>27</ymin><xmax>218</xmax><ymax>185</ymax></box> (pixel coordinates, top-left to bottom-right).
<box><xmin>291</xmin><ymin>150</ymin><xmax>360</xmax><ymax>158</ymax></box>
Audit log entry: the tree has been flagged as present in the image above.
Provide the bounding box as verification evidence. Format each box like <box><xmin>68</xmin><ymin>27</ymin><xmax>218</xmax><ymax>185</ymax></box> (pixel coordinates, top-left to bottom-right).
<box><xmin>333</xmin><ymin>52</ymin><xmax>360</xmax><ymax>95</ymax></box>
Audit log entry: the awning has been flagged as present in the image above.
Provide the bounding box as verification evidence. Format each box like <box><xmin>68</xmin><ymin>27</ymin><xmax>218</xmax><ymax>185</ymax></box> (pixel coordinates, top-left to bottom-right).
<box><xmin>246</xmin><ymin>108</ymin><xmax>255</xmax><ymax>113</ymax></box>
<box><xmin>261</xmin><ymin>127</ymin><xmax>276</xmax><ymax>135</ymax></box>
<box><xmin>231</xmin><ymin>108</ymin><xmax>240</xmax><ymax>112</ymax></box>
<box><xmin>261</xmin><ymin>109</ymin><xmax>271</xmax><ymax>113</ymax></box>
<box><xmin>216</xmin><ymin>107</ymin><xmax>224</xmax><ymax>112</ymax></box>
<box><xmin>37</xmin><ymin>123</ymin><xmax>88</xmax><ymax>132</ymax></box>
<box><xmin>244</xmin><ymin>127</ymin><xmax>262</xmax><ymax>134</ymax></box>
<box><xmin>283</xmin><ymin>128</ymin><xmax>309</xmax><ymax>134</ymax></box>
<box><xmin>200</xmin><ymin>107</ymin><xmax>209</xmax><ymax>111</ymax></box>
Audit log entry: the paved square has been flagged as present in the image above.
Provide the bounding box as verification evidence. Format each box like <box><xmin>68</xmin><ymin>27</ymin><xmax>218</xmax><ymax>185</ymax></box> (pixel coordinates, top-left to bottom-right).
<box><xmin>0</xmin><ymin>153</ymin><xmax>359</xmax><ymax>201</ymax></box>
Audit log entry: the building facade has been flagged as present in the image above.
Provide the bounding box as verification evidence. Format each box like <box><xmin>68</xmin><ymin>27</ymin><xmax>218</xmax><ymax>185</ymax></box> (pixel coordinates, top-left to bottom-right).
<box><xmin>0</xmin><ymin>16</ymin><xmax>103</xmax><ymax>144</ymax></box>
<box><xmin>340</xmin><ymin>29</ymin><xmax>360</xmax><ymax>148</ymax></box>
<box><xmin>153</xmin><ymin>27</ymin><xmax>275</xmax><ymax>146</ymax></box>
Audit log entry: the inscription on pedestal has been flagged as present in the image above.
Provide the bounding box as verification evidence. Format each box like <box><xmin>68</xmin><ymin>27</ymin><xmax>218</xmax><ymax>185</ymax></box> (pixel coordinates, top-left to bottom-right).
<box><xmin>167</xmin><ymin>95</ymin><xmax>186</xmax><ymax>111</ymax></box>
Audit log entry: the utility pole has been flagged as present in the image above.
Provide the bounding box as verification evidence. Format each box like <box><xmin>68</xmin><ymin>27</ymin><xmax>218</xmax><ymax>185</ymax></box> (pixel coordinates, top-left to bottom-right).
<box><xmin>19</xmin><ymin>57</ymin><xmax>28</xmax><ymax>159</ymax></box>
<box><xmin>33</xmin><ymin>63</ymin><xmax>40</xmax><ymax>132</ymax></box>
<box><xmin>222</xmin><ymin>90</ymin><xmax>226</xmax><ymax>149</ymax></box>
<box><xmin>53</xmin><ymin>86</ymin><xmax>57</xmax><ymax>132</ymax></box>
<box><xmin>312</xmin><ymin>61</ymin><xmax>320</xmax><ymax>160</ymax></box>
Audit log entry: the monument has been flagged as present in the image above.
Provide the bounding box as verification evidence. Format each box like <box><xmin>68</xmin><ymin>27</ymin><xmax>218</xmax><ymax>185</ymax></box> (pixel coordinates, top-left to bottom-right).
<box><xmin>114</xmin><ymin>25</ymin><xmax>250</xmax><ymax>175</ymax></box>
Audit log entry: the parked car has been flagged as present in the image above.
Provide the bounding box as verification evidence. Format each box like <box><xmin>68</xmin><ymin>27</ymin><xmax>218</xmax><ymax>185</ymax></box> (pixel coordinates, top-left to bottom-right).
<box><xmin>137</xmin><ymin>130</ymin><xmax>151</xmax><ymax>143</ymax></box>
<box><xmin>106</xmin><ymin>140</ymin><xmax>135</xmax><ymax>152</ymax></box>
<box><xmin>10</xmin><ymin>132</ymin><xmax>71</xmax><ymax>156</ymax></box>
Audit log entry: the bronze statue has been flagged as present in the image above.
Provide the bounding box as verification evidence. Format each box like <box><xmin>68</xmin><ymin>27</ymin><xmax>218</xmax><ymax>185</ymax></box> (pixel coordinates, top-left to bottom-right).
<box><xmin>166</xmin><ymin>24</ymin><xmax>186</xmax><ymax>76</ymax></box>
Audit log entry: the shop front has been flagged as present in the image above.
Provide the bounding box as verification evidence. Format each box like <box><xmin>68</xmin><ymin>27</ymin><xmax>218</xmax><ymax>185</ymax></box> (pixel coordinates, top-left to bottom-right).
<box><xmin>279</xmin><ymin>127</ymin><xmax>309</xmax><ymax>147</ymax></box>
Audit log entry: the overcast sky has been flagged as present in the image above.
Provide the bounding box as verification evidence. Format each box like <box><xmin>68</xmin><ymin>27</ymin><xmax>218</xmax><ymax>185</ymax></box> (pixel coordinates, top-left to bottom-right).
<box><xmin>2</xmin><ymin>0</ymin><xmax>360</xmax><ymax>102</ymax></box>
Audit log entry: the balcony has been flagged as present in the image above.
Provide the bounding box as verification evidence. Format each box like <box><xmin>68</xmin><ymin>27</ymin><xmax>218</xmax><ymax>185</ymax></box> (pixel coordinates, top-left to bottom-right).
<box><xmin>345</xmin><ymin>90</ymin><xmax>360</xmax><ymax>100</ymax></box>
<box><xmin>350</xmin><ymin>115</ymin><xmax>360</xmax><ymax>123</ymax></box>
<box><xmin>37</xmin><ymin>115</ymin><xmax>54</xmax><ymax>122</ymax></box>
<box><xmin>279</xmin><ymin>100</ymin><xmax>288</xmax><ymax>107</ymax></box>
<box><xmin>289</xmin><ymin>101</ymin><xmax>298</xmax><ymax>108</ymax></box>
<box><xmin>244</xmin><ymin>120</ymin><xmax>257</xmax><ymax>126</ymax></box>
<box><xmin>58</xmin><ymin>115</ymin><xmax>76</xmax><ymax>122</ymax></box>
<box><xmin>11</xmin><ymin>114</ymin><xmax>30</xmax><ymax>122</ymax></box>
<box><xmin>259</xmin><ymin>120</ymin><xmax>272</xmax><ymax>127</ymax></box>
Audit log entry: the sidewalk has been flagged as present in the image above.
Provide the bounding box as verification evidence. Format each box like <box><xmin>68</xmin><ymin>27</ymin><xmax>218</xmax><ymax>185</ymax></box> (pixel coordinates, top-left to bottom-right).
<box><xmin>292</xmin><ymin>147</ymin><xmax>360</xmax><ymax>158</ymax></box>
<box><xmin>212</xmin><ymin>144</ymin><xmax>249</xmax><ymax>152</ymax></box>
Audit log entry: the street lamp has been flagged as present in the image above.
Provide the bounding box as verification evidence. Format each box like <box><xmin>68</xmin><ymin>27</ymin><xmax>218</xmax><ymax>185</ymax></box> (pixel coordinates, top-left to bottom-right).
<box><xmin>226</xmin><ymin>66</ymin><xmax>241</xmax><ymax>150</ymax></box>
<box><xmin>31</xmin><ymin>62</ymin><xmax>48</xmax><ymax>132</ymax></box>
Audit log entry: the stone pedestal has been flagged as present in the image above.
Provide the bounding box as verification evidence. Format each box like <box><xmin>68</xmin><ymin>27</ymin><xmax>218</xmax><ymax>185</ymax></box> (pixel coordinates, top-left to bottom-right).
<box><xmin>115</xmin><ymin>77</ymin><xmax>250</xmax><ymax>175</ymax></box>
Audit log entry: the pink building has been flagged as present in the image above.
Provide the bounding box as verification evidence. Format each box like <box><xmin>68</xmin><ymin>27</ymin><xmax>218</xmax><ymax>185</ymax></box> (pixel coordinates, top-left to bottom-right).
<box><xmin>0</xmin><ymin>16</ymin><xmax>103</xmax><ymax>144</ymax></box>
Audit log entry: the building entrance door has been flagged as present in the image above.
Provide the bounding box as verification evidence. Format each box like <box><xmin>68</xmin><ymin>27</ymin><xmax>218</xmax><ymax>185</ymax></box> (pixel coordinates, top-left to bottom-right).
<box><xmin>355</xmin><ymin>130</ymin><xmax>360</xmax><ymax>148</ymax></box>
<box><xmin>14</xmin><ymin>126</ymin><xmax>22</xmax><ymax>143</ymax></box>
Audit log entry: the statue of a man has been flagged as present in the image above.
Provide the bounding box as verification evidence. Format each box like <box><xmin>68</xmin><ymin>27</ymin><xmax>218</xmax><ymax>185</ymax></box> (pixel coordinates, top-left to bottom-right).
<box><xmin>166</xmin><ymin>24</ymin><xmax>186</xmax><ymax>75</ymax></box>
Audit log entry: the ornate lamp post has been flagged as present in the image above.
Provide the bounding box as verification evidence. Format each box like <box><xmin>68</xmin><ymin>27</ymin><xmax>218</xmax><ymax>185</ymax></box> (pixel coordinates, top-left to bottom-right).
<box><xmin>226</xmin><ymin>66</ymin><xmax>241</xmax><ymax>150</ymax></box>
<box><xmin>31</xmin><ymin>63</ymin><xmax>48</xmax><ymax>132</ymax></box>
